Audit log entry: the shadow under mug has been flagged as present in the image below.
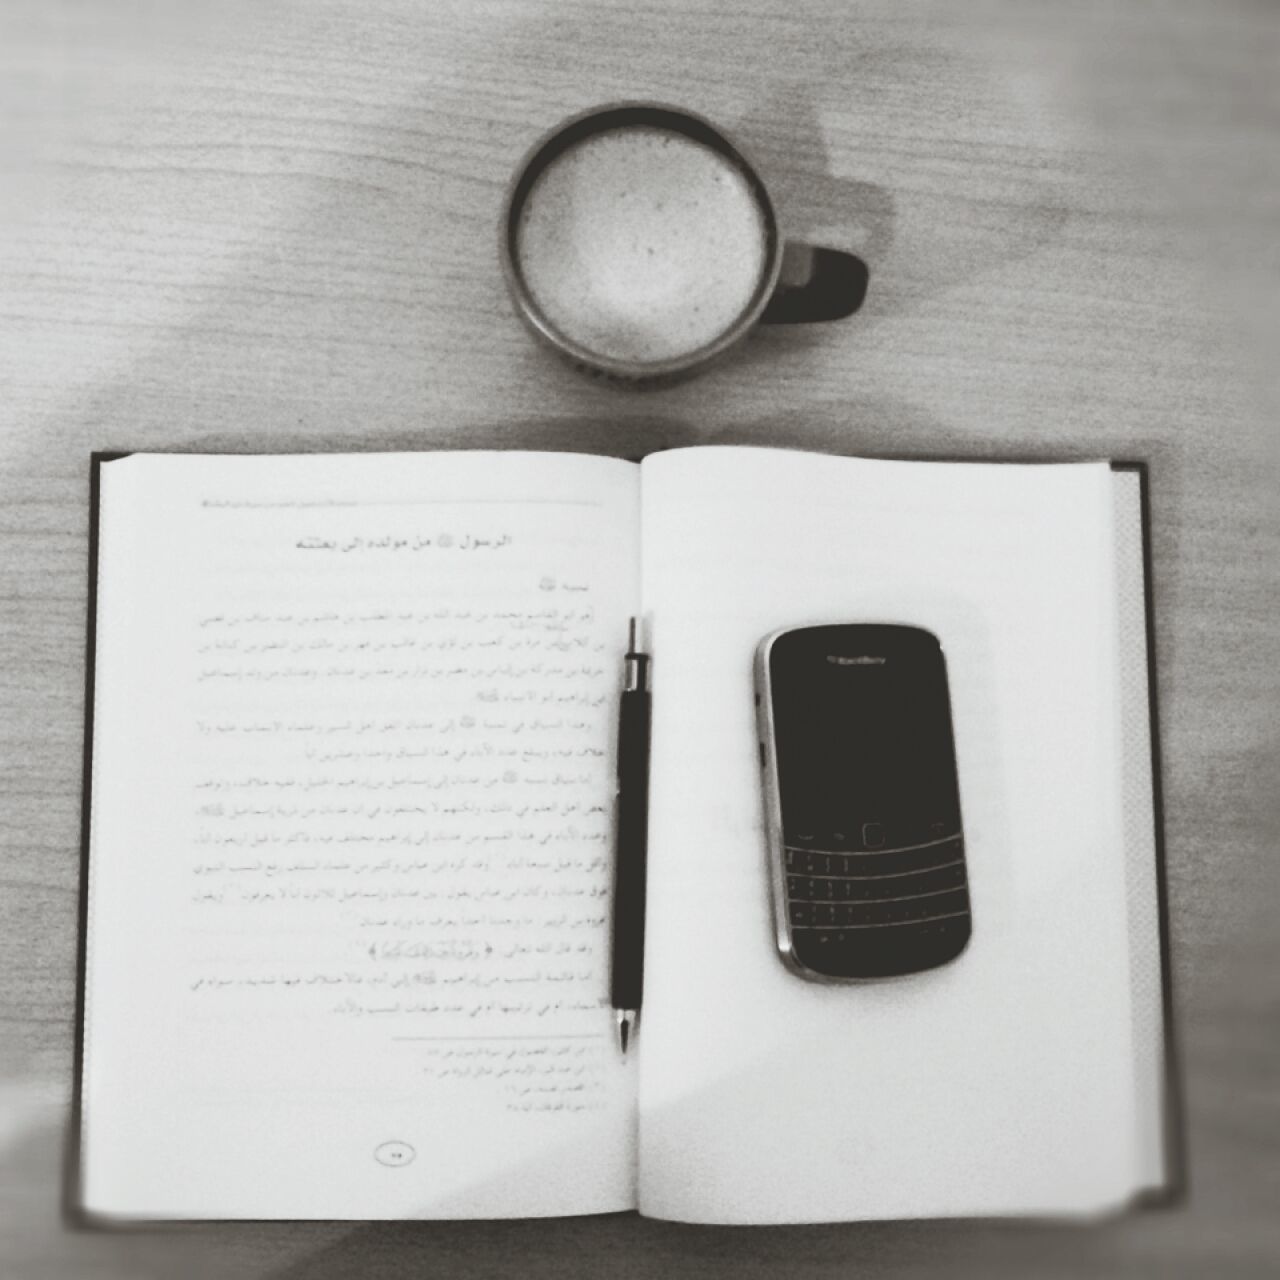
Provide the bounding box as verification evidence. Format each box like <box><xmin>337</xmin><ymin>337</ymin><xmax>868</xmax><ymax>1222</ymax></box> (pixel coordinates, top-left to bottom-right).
<box><xmin>501</xmin><ymin>102</ymin><xmax>868</xmax><ymax>384</ymax></box>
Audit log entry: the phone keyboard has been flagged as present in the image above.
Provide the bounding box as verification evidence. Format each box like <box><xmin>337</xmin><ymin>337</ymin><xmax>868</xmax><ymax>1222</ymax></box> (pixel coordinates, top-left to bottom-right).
<box><xmin>784</xmin><ymin>835</ymin><xmax>969</xmax><ymax>932</ymax></box>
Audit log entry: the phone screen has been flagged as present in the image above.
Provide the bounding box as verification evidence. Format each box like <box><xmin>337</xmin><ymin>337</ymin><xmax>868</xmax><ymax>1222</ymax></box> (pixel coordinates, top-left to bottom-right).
<box><xmin>770</xmin><ymin>625</ymin><xmax>960</xmax><ymax>849</ymax></box>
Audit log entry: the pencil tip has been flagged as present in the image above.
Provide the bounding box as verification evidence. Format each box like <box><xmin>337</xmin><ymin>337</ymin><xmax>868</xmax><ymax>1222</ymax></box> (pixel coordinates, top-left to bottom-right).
<box><xmin>616</xmin><ymin>1009</ymin><xmax>635</xmax><ymax>1056</ymax></box>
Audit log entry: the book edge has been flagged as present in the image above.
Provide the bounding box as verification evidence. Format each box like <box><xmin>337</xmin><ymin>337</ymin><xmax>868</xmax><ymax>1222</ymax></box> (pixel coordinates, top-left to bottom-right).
<box><xmin>66</xmin><ymin>452</ymin><xmax>130</xmax><ymax>1225</ymax></box>
<box><xmin>1122</xmin><ymin>460</ymin><xmax>1187</xmax><ymax>1209</ymax></box>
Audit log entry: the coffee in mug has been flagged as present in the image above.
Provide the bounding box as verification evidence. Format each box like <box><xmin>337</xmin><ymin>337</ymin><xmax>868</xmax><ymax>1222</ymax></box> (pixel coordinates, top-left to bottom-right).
<box><xmin>502</xmin><ymin>104</ymin><xmax>867</xmax><ymax>383</ymax></box>
<box><xmin>516</xmin><ymin>126</ymin><xmax>770</xmax><ymax>366</ymax></box>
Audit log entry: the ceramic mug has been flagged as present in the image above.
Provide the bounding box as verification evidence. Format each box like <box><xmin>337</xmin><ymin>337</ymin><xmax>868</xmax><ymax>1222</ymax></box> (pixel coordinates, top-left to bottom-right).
<box><xmin>501</xmin><ymin>102</ymin><xmax>867</xmax><ymax>384</ymax></box>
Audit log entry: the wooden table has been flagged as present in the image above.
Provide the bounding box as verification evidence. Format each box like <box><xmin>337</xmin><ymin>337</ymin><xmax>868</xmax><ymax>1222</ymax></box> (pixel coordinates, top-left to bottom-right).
<box><xmin>2</xmin><ymin>1</ymin><xmax>1276</xmax><ymax>1275</ymax></box>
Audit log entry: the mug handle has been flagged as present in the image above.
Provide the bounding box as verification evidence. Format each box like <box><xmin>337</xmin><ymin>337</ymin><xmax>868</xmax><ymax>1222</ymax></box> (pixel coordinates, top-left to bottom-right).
<box><xmin>760</xmin><ymin>243</ymin><xmax>868</xmax><ymax>325</ymax></box>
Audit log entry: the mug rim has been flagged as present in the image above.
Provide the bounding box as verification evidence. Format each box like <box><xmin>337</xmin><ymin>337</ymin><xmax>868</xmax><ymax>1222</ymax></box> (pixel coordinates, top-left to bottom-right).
<box><xmin>500</xmin><ymin>101</ymin><xmax>783</xmax><ymax>381</ymax></box>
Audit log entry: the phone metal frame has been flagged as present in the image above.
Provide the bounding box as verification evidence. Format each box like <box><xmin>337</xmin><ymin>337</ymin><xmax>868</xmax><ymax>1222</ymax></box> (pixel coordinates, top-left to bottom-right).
<box><xmin>754</xmin><ymin>622</ymin><xmax>967</xmax><ymax>983</ymax></box>
<box><xmin>755</xmin><ymin>626</ymin><xmax>835</xmax><ymax>981</ymax></box>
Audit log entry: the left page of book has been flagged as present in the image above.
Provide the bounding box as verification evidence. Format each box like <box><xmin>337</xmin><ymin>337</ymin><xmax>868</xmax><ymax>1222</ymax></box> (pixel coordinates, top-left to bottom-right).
<box><xmin>80</xmin><ymin>451</ymin><xmax>640</xmax><ymax>1220</ymax></box>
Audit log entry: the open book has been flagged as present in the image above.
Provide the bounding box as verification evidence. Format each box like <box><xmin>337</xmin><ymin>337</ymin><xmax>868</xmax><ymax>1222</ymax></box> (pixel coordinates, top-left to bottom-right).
<box><xmin>77</xmin><ymin>447</ymin><xmax>1174</xmax><ymax>1223</ymax></box>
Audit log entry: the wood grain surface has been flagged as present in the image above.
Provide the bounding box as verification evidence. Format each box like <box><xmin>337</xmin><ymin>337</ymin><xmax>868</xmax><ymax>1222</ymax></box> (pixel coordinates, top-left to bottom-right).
<box><xmin>1</xmin><ymin>1</ymin><xmax>1277</xmax><ymax>1276</ymax></box>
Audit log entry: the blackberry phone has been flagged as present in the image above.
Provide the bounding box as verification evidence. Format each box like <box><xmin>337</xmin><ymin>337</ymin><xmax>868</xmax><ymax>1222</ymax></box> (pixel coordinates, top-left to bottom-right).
<box><xmin>755</xmin><ymin>624</ymin><xmax>972</xmax><ymax>981</ymax></box>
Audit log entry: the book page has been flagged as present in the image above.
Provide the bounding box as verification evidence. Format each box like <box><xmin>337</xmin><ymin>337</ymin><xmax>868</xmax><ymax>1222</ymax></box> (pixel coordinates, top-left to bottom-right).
<box><xmin>636</xmin><ymin>447</ymin><xmax>1146</xmax><ymax>1223</ymax></box>
<box><xmin>82</xmin><ymin>451</ymin><xmax>640</xmax><ymax>1220</ymax></box>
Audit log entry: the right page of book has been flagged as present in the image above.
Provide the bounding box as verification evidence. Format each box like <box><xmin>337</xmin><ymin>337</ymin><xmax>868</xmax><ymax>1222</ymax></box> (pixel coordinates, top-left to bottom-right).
<box><xmin>636</xmin><ymin>447</ymin><xmax>1160</xmax><ymax>1223</ymax></box>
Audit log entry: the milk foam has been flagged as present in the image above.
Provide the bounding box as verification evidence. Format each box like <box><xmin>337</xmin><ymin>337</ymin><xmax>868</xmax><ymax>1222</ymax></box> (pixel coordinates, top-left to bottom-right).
<box><xmin>516</xmin><ymin>126</ymin><xmax>770</xmax><ymax>365</ymax></box>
